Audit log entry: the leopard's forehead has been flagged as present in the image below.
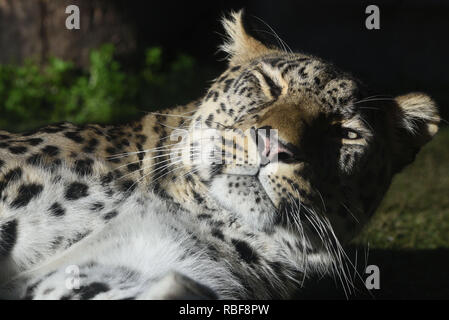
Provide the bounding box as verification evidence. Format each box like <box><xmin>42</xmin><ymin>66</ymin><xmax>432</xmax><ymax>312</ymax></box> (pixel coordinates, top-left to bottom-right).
<box><xmin>259</xmin><ymin>53</ymin><xmax>360</xmax><ymax>103</ymax></box>
<box><xmin>211</xmin><ymin>52</ymin><xmax>364</xmax><ymax>119</ymax></box>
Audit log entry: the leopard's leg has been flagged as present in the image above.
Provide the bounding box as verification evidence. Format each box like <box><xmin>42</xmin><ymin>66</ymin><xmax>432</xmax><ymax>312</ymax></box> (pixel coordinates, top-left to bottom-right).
<box><xmin>7</xmin><ymin>262</ymin><xmax>217</xmax><ymax>300</ymax></box>
<box><xmin>7</xmin><ymin>262</ymin><xmax>145</xmax><ymax>300</ymax></box>
<box><xmin>0</xmin><ymin>161</ymin><xmax>134</xmax><ymax>284</ymax></box>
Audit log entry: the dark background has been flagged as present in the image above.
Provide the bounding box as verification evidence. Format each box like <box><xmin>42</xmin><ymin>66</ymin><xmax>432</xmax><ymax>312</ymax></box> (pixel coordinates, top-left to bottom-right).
<box><xmin>101</xmin><ymin>0</ymin><xmax>449</xmax><ymax>121</ymax></box>
<box><xmin>106</xmin><ymin>0</ymin><xmax>449</xmax><ymax>122</ymax></box>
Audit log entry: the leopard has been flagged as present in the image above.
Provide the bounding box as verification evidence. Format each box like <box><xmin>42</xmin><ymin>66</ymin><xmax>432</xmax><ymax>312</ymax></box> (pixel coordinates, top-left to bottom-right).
<box><xmin>0</xmin><ymin>10</ymin><xmax>440</xmax><ymax>299</ymax></box>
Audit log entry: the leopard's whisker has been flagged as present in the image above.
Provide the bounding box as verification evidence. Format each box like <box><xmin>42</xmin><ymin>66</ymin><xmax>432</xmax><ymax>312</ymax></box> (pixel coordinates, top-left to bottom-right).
<box><xmin>121</xmin><ymin>159</ymin><xmax>184</xmax><ymax>194</ymax></box>
<box><xmin>107</xmin><ymin>145</ymin><xmax>179</xmax><ymax>159</ymax></box>
<box><xmin>252</xmin><ymin>15</ymin><xmax>292</xmax><ymax>53</ymax></box>
<box><xmin>340</xmin><ymin>202</ymin><xmax>360</xmax><ymax>224</ymax></box>
<box><xmin>358</xmin><ymin>114</ymin><xmax>374</xmax><ymax>132</ymax></box>
<box><xmin>107</xmin><ymin>143</ymin><xmax>189</xmax><ymax>160</ymax></box>
<box><xmin>300</xmin><ymin>203</ymin><xmax>352</xmax><ymax>297</ymax></box>
<box><xmin>115</xmin><ymin>156</ymin><xmax>183</xmax><ymax>182</ymax></box>
<box><xmin>352</xmin><ymin>97</ymin><xmax>395</xmax><ymax>105</ymax></box>
<box><xmin>113</xmin><ymin>150</ymin><xmax>182</xmax><ymax>170</ymax></box>
<box><xmin>149</xmin><ymin>162</ymin><xmax>188</xmax><ymax>186</ymax></box>
<box><xmin>320</xmin><ymin>214</ymin><xmax>365</xmax><ymax>296</ymax></box>
<box><xmin>149</xmin><ymin>112</ymin><xmax>194</xmax><ymax>119</ymax></box>
<box><xmin>288</xmin><ymin>191</ymin><xmax>308</xmax><ymax>287</ymax></box>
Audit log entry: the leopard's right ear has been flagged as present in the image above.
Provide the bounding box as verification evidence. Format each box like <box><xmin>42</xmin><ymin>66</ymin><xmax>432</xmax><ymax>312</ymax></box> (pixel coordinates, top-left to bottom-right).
<box><xmin>220</xmin><ymin>10</ymin><xmax>273</xmax><ymax>66</ymax></box>
<box><xmin>391</xmin><ymin>93</ymin><xmax>440</xmax><ymax>173</ymax></box>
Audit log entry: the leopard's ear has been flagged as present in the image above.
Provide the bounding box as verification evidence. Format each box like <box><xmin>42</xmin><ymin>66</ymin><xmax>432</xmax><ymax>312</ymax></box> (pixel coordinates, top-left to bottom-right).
<box><xmin>220</xmin><ymin>10</ymin><xmax>273</xmax><ymax>66</ymax></box>
<box><xmin>391</xmin><ymin>93</ymin><xmax>440</xmax><ymax>172</ymax></box>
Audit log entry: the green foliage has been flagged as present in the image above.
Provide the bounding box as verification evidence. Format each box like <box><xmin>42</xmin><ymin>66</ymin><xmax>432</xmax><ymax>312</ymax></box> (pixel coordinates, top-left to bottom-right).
<box><xmin>0</xmin><ymin>44</ymin><xmax>209</xmax><ymax>132</ymax></box>
<box><xmin>141</xmin><ymin>47</ymin><xmax>199</xmax><ymax>108</ymax></box>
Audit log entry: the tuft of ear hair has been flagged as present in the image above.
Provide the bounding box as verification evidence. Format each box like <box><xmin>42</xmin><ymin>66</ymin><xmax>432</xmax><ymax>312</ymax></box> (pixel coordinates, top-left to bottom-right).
<box><xmin>395</xmin><ymin>93</ymin><xmax>440</xmax><ymax>136</ymax></box>
<box><xmin>220</xmin><ymin>10</ymin><xmax>274</xmax><ymax>66</ymax></box>
<box><xmin>392</xmin><ymin>92</ymin><xmax>440</xmax><ymax>172</ymax></box>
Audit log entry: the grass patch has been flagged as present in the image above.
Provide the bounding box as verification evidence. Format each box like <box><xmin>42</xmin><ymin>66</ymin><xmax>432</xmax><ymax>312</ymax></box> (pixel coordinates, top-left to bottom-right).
<box><xmin>354</xmin><ymin>126</ymin><xmax>449</xmax><ymax>249</ymax></box>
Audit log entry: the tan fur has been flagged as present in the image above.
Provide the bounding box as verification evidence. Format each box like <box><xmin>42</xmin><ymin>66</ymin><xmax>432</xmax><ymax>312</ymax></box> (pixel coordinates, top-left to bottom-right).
<box><xmin>220</xmin><ymin>10</ymin><xmax>276</xmax><ymax>66</ymax></box>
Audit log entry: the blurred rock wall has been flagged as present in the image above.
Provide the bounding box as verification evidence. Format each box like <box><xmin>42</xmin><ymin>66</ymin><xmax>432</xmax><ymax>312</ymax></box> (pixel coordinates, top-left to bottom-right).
<box><xmin>0</xmin><ymin>0</ymin><xmax>135</xmax><ymax>67</ymax></box>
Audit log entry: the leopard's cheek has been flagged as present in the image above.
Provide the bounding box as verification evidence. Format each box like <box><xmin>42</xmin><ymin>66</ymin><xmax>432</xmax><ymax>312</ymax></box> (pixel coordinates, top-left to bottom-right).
<box><xmin>258</xmin><ymin>162</ymin><xmax>314</xmax><ymax>209</ymax></box>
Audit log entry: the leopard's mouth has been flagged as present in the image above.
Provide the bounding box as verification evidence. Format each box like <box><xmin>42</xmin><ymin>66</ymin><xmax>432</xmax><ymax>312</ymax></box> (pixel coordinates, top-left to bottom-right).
<box><xmin>208</xmin><ymin>170</ymin><xmax>327</xmax><ymax>254</ymax></box>
<box><xmin>208</xmin><ymin>172</ymin><xmax>277</xmax><ymax>231</ymax></box>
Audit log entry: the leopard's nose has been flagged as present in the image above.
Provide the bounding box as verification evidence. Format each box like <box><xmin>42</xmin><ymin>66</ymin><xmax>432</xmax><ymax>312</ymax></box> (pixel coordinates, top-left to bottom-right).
<box><xmin>254</xmin><ymin>127</ymin><xmax>295</xmax><ymax>165</ymax></box>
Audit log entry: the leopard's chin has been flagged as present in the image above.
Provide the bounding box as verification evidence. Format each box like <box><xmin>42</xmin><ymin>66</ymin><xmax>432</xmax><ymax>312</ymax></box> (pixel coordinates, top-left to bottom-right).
<box><xmin>208</xmin><ymin>174</ymin><xmax>276</xmax><ymax>232</ymax></box>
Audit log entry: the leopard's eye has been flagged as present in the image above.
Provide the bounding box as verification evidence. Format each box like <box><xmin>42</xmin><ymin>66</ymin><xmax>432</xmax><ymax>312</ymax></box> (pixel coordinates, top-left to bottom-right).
<box><xmin>342</xmin><ymin>128</ymin><xmax>361</xmax><ymax>140</ymax></box>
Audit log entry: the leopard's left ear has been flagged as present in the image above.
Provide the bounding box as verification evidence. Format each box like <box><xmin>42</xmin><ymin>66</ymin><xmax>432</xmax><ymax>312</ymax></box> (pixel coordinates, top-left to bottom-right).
<box><xmin>391</xmin><ymin>92</ymin><xmax>440</xmax><ymax>172</ymax></box>
<box><xmin>220</xmin><ymin>9</ymin><xmax>273</xmax><ymax>66</ymax></box>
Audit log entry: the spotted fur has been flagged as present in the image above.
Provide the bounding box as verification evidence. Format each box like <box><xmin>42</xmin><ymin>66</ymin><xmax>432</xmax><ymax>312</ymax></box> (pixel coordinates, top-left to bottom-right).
<box><xmin>0</xmin><ymin>10</ymin><xmax>440</xmax><ymax>299</ymax></box>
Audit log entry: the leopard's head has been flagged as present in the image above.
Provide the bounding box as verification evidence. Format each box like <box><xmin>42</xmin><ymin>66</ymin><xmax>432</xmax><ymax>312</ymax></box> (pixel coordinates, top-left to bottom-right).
<box><xmin>174</xmin><ymin>11</ymin><xmax>439</xmax><ymax>248</ymax></box>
